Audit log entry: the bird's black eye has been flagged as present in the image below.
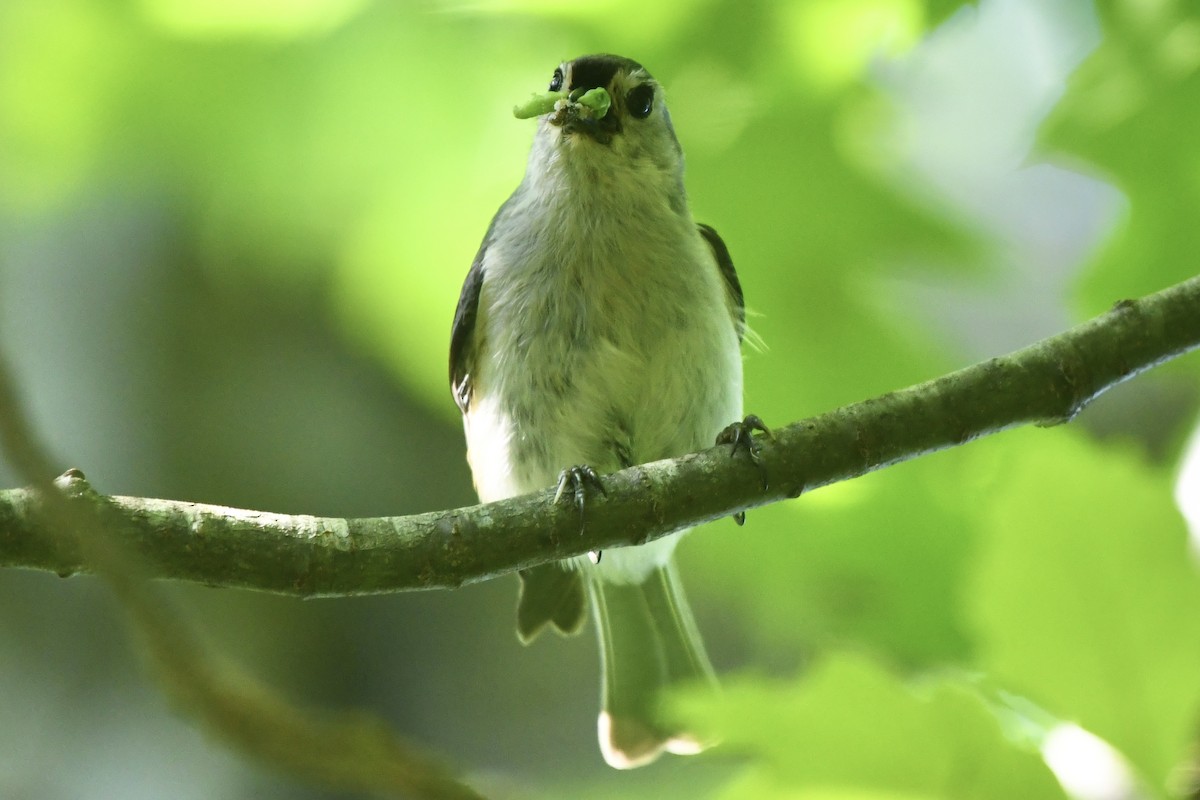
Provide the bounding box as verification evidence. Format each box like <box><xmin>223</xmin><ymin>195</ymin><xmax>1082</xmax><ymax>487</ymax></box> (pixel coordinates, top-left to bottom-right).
<box><xmin>626</xmin><ymin>84</ymin><xmax>654</xmax><ymax>119</ymax></box>
<box><xmin>549</xmin><ymin>68</ymin><xmax>564</xmax><ymax>92</ymax></box>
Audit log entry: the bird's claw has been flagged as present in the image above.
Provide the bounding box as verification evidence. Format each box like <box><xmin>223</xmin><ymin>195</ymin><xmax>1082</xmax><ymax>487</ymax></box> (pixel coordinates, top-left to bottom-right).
<box><xmin>716</xmin><ymin>415</ymin><xmax>772</xmax><ymax>525</ymax></box>
<box><xmin>716</xmin><ymin>414</ymin><xmax>772</xmax><ymax>462</ymax></box>
<box><xmin>555</xmin><ymin>464</ymin><xmax>607</xmax><ymax>530</ymax></box>
<box><xmin>556</xmin><ymin>465</ymin><xmax>606</xmax><ymax>560</ymax></box>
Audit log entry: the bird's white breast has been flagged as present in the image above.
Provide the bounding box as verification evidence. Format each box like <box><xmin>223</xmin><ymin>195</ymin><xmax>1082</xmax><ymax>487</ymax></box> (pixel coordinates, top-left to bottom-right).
<box><xmin>464</xmin><ymin>136</ymin><xmax>742</xmax><ymax>582</ymax></box>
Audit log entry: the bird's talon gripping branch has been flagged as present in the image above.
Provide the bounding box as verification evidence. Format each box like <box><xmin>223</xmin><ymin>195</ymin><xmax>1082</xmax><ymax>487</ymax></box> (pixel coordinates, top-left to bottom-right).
<box><xmin>717</xmin><ymin>415</ymin><xmax>772</xmax><ymax>525</ymax></box>
<box><xmin>555</xmin><ymin>465</ymin><xmax>607</xmax><ymax>559</ymax></box>
<box><xmin>716</xmin><ymin>414</ymin><xmax>772</xmax><ymax>461</ymax></box>
<box><xmin>554</xmin><ymin>465</ymin><xmax>607</xmax><ymax>525</ymax></box>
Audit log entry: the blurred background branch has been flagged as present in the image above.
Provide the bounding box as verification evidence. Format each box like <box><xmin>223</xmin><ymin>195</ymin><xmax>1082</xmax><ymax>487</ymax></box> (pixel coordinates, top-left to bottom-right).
<box><xmin>0</xmin><ymin>358</ymin><xmax>485</xmax><ymax>799</ymax></box>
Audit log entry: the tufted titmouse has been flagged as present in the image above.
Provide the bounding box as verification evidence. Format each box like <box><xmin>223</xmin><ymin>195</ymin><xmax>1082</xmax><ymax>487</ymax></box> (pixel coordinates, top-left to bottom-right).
<box><xmin>450</xmin><ymin>54</ymin><xmax>750</xmax><ymax>768</ymax></box>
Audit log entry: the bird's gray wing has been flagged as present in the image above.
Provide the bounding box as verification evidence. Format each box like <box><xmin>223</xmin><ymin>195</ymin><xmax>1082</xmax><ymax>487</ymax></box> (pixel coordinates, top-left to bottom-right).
<box><xmin>449</xmin><ymin>260</ymin><xmax>483</xmax><ymax>414</ymax></box>
<box><xmin>697</xmin><ymin>223</ymin><xmax>744</xmax><ymax>342</ymax></box>
<box><xmin>450</xmin><ymin>205</ymin><xmax>511</xmax><ymax>414</ymax></box>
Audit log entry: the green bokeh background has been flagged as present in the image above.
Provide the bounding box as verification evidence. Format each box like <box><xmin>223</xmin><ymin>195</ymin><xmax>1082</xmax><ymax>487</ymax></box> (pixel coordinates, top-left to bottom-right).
<box><xmin>2</xmin><ymin>0</ymin><xmax>1199</xmax><ymax>797</ymax></box>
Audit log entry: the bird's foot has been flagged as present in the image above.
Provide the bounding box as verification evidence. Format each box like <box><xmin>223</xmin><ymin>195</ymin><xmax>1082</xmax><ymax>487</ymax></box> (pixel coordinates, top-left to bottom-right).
<box><xmin>716</xmin><ymin>414</ymin><xmax>772</xmax><ymax>461</ymax></box>
<box><xmin>716</xmin><ymin>414</ymin><xmax>772</xmax><ymax>525</ymax></box>
<box><xmin>554</xmin><ymin>465</ymin><xmax>608</xmax><ymax>550</ymax></box>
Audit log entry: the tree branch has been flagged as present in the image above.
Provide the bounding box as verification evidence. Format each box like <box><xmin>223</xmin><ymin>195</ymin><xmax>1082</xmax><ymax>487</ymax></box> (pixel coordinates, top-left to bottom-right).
<box><xmin>3</xmin><ymin>275</ymin><xmax>1199</xmax><ymax>597</ymax></box>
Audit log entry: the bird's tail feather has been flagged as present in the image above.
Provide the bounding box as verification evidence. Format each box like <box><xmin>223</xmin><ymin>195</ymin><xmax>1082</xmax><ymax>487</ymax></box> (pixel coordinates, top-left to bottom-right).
<box><xmin>516</xmin><ymin>562</ymin><xmax>587</xmax><ymax>643</ymax></box>
<box><xmin>588</xmin><ymin>560</ymin><xmax>717</xmax><ymax>768</ymax></box>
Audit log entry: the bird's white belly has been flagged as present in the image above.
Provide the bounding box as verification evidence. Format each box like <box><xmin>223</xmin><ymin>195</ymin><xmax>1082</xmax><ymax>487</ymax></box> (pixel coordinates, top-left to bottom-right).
<box><xmin>465</xmin><ymin>293</ymin><xmax>741</xmax><ymax>583</ymax></box>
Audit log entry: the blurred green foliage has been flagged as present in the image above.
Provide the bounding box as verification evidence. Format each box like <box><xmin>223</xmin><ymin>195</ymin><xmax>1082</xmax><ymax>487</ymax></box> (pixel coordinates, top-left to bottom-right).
<box><xmin>1043</xmin><ymin>0</ymin><xmax>1200</xmax><ymax>315</ymax></box>
<box><xmin>675</xmin><ymin>652</ymin><xmax>1067</xmax><ymax>799</ymax></box>
<box><xmin>2</xmin><ymin>0</ymin><xmax>1200</xmax><ymax>797</ymax></box>
<box><xmin>970</xmin><ymin>430</ymin><xmax>1200</xmax><ymax>788</ymax></box>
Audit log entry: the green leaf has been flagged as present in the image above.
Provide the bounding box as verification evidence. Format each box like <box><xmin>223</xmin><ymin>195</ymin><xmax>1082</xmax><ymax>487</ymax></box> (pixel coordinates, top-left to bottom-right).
<box><xmin>672</xmin><ymin>654</ymin><xmax>1066</xmax><ymax>800</ymax></box>
<box><xmin>968</xmin><ymin>429</ymin><xmax>1200</xmax><ymax>791</ymax></box>
<box><xmin>685</xmin><ymin>451</ymin><xmax>977</xmax><ymax>669</ymax></box>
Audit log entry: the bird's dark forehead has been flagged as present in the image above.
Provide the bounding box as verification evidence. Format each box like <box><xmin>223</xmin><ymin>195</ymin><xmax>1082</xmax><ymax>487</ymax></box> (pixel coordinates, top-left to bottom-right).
<box><xmin>567</xmin><ymin>54</ymin><xmax>650</xmax><ymax>90</ymax></box>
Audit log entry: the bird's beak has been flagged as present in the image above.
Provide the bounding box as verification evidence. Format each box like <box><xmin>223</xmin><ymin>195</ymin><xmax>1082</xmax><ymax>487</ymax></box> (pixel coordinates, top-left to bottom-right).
<box><xmin>551</xmin><ymin>87</ymin><xmax>620</xmax><ymax>145</ymax></box>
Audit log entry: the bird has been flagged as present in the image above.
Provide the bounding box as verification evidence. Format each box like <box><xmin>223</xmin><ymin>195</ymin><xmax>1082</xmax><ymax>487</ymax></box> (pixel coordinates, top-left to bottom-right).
<box><xmin>449</xmin><ymin>53</ymin><xmax>751</xmax><ymax>768</ymax></box>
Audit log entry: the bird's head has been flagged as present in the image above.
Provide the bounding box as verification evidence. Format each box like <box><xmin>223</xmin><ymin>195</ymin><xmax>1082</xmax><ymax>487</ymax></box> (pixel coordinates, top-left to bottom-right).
<box><xmin>516</xmin><ymin>54</ymin><xmax>685</xmax><ymax>190</ymax></box>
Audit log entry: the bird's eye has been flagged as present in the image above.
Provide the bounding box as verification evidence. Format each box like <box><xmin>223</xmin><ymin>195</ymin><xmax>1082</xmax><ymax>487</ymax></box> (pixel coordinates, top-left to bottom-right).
<box><xmin>626</xmin><ymin>84</ymin><xmax>654</xmax><ymax>119</ymax></box>
<box><xmin>549</xmin><ymin>68</ymin><xmax>564</xmax><ymax>92</ymax></box>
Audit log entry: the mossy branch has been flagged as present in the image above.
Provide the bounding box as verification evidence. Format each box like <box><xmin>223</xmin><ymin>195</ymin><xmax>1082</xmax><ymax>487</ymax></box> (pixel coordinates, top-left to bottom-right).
<box><xmin>3</xmin><ymin>275</ymin><xmax>1199</xmax><ymax>596</ymax></box>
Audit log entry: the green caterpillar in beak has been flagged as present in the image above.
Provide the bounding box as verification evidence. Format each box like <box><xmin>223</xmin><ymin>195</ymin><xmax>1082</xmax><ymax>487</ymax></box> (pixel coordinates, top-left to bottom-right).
<box><xmin>513</xmin><ymin>87</ymin><xmax>611</xmax><ymax>120</ymax></box>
